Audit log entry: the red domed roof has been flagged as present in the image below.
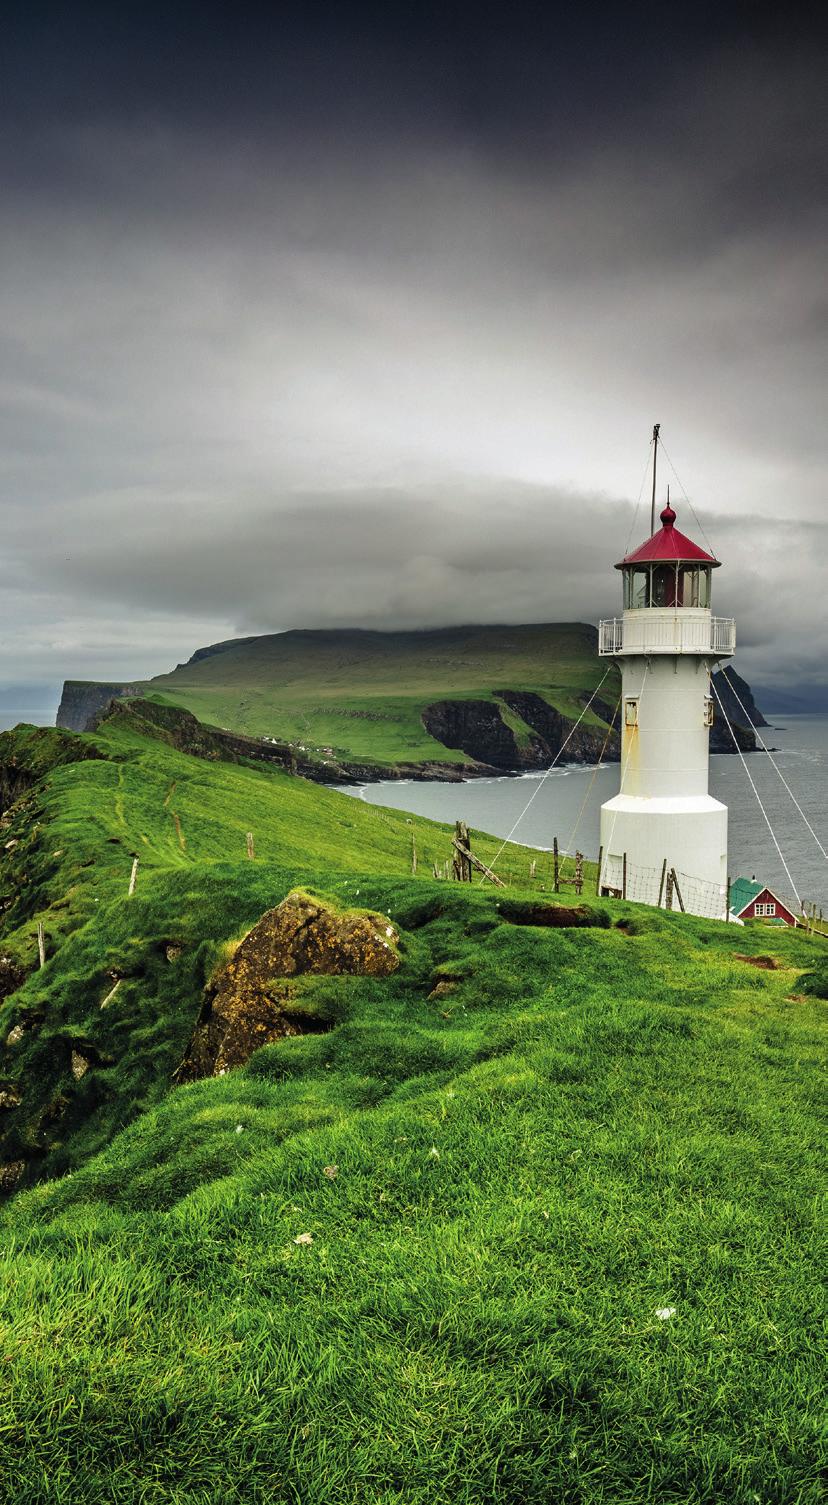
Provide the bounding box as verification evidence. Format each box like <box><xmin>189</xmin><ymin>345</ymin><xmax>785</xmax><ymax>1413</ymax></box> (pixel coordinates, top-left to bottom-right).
<box><xmin>616</xmin><ymin>503</ymin><xmax>720</xmax><ymax>569</ymax></box>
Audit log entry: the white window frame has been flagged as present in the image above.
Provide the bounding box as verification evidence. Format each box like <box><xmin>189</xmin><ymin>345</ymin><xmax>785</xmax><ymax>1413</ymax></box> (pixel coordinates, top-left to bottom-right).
<box><xmin>754</xmin><ymin>901</ymin><xmax>776</xmax><ymax>917</ymax></box>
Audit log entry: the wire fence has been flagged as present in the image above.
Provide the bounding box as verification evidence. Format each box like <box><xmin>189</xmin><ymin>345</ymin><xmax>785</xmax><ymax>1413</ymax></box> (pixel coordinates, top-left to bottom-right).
<box><xmin>599</xmin><ymin>853</ymin><xmax>728</xmax><ymax>919</ymax></box>
<box><xmin>340</xmin><ymin>795</ymin><xmax>824</xmax><ymax>925</ymax></box>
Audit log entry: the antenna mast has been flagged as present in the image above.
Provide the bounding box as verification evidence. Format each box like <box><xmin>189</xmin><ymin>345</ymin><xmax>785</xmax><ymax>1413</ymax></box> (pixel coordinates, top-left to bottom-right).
<box><xmin>650</xmin><ymin>422</ymin><xmax>661</xmax><ymax>535</ymax></box>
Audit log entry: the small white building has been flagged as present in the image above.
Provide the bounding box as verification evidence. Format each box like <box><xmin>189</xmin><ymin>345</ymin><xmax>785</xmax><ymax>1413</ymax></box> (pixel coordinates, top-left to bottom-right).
<box><xmin>598</xmin><ymin>495</ymin><xmax>735</xmax><ymax>916</ymax></box>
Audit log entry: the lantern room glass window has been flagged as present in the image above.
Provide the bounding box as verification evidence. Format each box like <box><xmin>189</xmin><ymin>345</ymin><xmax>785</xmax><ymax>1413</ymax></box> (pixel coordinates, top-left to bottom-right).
<box><xmin>678</xmin><ymin>566</ymin><xmax>711</xmax><ymax>607</ymax></box>
<box><xmin>622</xmin><ymin>563</ymin><xmax>712</xmax><ymax>608</ymax></box>
<box><xmin>651</xmin><ymin>565</ymin><xmax>677</xmax><ymax>607</ymax></box>
<box><xmin>623</xmin><ymin>568</ymin><xmax>650</xmax><ymax>608</ymax></box>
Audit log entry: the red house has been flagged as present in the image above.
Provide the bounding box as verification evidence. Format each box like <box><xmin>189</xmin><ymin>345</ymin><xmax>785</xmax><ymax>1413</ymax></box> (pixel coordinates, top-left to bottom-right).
<box><xmin>729</xmin><ymin>877</ymin><xmax>799</xmax><ymax>926</ymax></box>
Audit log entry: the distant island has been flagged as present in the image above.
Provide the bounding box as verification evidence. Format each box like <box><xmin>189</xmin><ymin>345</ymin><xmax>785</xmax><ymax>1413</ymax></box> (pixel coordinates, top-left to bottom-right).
<box><xmin>56</xmin><ymin>623</ymin><xmax>767</xmax><ymax>782</ymax></box>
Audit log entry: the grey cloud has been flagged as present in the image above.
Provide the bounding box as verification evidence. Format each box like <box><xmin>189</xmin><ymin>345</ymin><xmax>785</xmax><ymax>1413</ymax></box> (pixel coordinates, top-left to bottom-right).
<box><xmin>5</xmin><ymin>480</ymin><xmax>826</xmax><ymax>696</ymax></box>
<box><xmin>0</xmin><ymin>35</ymin><xmax>825</xmax><ymax>698</ymax></box>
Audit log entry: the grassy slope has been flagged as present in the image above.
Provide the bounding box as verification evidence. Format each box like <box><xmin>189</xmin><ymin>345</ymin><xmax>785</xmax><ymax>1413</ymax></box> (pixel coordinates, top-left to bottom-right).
<box><xmin>0</xmin><ymin>713</ymin><xmax>579</xmax><ymax>1182</ymax></box>
<box><xmin>147</xmin><ymin>623</ymin><xmax>614</xmax><ymax>762</ymax></box>
<box><xmin>0</xmin><ymin>715</ymin><xmax>825</xmax><ymax>1504</ymax></box>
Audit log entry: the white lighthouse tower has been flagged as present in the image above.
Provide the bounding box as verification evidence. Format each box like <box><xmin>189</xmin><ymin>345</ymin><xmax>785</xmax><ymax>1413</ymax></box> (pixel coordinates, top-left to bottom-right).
<box><xmin>598</xmin><ymin>437</ymin><xmax>736</xmax><ymax>915</ymax></box>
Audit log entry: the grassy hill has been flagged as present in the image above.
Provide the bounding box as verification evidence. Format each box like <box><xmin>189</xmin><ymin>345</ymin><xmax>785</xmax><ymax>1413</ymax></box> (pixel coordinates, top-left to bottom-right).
<box><xmin>144</xmin><ymin>622</ymin><xmax>616</xmax><ymax>767</ymax></box>
<box><xmin>0</xmin><ymin>706</ymin><xmax>825</xmax><ymax>1503</ymax></box>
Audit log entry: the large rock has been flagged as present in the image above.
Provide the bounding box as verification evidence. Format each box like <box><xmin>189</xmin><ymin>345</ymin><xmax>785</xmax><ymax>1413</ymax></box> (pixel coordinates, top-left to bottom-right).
<box><xmin>179</xmin><ymin>891</ymin><xmax>400</xmax><ymax>1080</ymax></box>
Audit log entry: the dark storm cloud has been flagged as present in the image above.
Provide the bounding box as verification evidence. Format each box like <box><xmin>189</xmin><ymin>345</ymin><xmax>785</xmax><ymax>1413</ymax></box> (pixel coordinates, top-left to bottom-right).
<box><xmin>1</xmin><ymin>3</ymin><xmax>826</xmax><ymax>693</ymax></box>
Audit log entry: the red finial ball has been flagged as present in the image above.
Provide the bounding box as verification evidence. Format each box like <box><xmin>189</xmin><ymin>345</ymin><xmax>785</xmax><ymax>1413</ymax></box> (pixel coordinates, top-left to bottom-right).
<box><xmin>660</xmin><ymin>502</ymin><xmax>676</xmax><ymax>527</ymax></box>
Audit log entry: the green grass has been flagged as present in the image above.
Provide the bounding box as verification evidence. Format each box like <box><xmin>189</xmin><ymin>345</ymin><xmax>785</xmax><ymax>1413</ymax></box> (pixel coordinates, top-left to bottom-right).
<box><xmin>143</xmin><ymin>623</ymin><xmax>616</xmax><ymax>763</ymax></box>
<box><xmin>0</xmin><ymin>712</ymin><xmax>825</xmax><ymax>1504</ymax></box>
<box><xmin>0</xmin><ymin>711</ymin><xmax>592</xmax><ymax>1182</ymax></box>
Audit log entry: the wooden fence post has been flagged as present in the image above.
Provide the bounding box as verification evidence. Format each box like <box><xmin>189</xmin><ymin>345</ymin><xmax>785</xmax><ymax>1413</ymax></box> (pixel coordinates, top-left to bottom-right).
<box><xmin>128</xmin><ymin>857</ymin><xmax>139</xmax><ymax>896</ymax></box>
<box><xmin>671</xmin><ymin>868</ymin><xmax>686</xmax><ymax>913</ymax></box>
<box><xmin>657</xmin><ymin>859</ymin><xmax>667</xmax><ymax>909</ymax></box>
<box><xmin>411</xmin><ymin>833</ymin><xmax>417</xmax><ymax>876</ymax></box>
<box><xmin>529</xmin><ymin>858</ymin><xmax>536</xmax><ymax>880</ymax></box>
<box><xmin>246</xmin><ymin>832</ymin><xmax>255</xmax><ymax>861</ymax></box>
<box><xmin>553</xmin><ymin>837</ymin><xmax>560</xmax><ymax>893</ymax></box>
<box><xmin>451</xmin><ymin>832</ymin><xmax>505</xmax><ymax>888</ymax></box>
<box><xmin>725</xmin><ymin>873</ymin><xmax>731</xmax><ymax>921</ymax></box>
<box><xmin>596</xmin><ymin>845</ymin><xmax>603</xmax><ymax>895</ymax></box>
<box><xmin>574</xmin><ymin>852</ymin><xmax>583</xmax><ymax>895</ymax></box>
<box><xmin>665</xmin><ymin>869</ymin><xmax>674</xmax><ymax>910</ymax></box>
<box><xmin>622</xmin><ymin>852</ymin><xmax>627</xmax><ymax>901</ymax></box>
<box><xmin>37</xmin><ymin>922</ymin><xmax>45</xmax><ymax>969</ymax></box>
<box><xmin>452</xmin><ymin>821</ymin><xmax>473</xmax><ymax>882</ymax></box>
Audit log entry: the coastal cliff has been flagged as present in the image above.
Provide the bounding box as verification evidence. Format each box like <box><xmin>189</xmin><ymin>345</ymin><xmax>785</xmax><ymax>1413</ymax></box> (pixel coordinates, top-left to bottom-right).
<box><xmin>56</xmin><ymin>681</ymin><xmax>137</xmax><ymax>732</ymax></box>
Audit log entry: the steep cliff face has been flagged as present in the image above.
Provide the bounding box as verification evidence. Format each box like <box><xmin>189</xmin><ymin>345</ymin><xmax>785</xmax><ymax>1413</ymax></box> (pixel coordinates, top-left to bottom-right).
<box><xmin>711</xmin><ymin>667</ymin><xmax>769</xmax><ymax>733</ymax></box>
<box><xmin>56</xmin><ymin>681</ymin><xmax>138</xmax><ymax>732</ymax></box>
<box><xmin>422</xmin><ymin>693</ymin><xmax>619</xmax><ymax>771</ymax></box>
<box><xmin>496</xmin><ymin>690</ymin><xmax>620</xmax><ymax>765</ymax></box>
<box><xmin>421</xmin><ymin>700</ymin><xmax>525</xmax><ymax>769</ymax></box>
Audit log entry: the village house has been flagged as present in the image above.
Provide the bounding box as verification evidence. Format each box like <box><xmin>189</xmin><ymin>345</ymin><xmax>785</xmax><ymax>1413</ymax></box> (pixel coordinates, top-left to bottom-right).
<box><xmin>729</xmin><ymin>877</ymin><xmax>799</xmax><ymax>926</ymax></box>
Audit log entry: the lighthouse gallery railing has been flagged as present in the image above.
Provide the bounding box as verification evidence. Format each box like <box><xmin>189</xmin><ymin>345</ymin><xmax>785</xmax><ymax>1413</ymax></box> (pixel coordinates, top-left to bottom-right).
<box><xmin>598</xmin><ymin>615</ymin><xmax>736</xmax><ymax>656</ymax></box>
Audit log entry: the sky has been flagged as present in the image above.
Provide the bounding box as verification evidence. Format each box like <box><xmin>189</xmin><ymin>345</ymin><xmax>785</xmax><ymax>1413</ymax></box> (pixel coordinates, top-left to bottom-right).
<box><xmin>1</xmin><ymin>0</ymin><xmax>826</xmax><ymax>704</ymax></box>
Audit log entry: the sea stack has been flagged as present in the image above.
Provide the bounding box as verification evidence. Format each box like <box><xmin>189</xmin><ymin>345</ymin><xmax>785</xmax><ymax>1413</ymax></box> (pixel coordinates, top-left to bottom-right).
<box><xmin>598</xmin><ymin>439</ymin><xmax>735</xmax><ymax>917</ymax></box>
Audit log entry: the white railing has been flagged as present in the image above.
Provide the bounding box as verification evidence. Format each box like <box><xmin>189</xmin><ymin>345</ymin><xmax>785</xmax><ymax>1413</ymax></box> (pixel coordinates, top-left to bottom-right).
<box><xmin>598</xmin><ymin>618</ymin><xmax>624</xmax><ymax>654</ymax></box>
<box><xmin>599</xmin><ymin>613</ymin><xmax>735</xmax><ymax>656</ymax></box>
<box><xmin>711</xmin><ymin>616</ymin><xmax>737</xmax><ymax>654</ymax></box>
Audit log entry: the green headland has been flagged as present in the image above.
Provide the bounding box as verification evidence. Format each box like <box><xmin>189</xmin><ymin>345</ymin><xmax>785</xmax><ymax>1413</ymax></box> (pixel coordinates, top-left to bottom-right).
<box><xmin>57</xmin><ymin>622</ymin><xmax>764</xmax><ymax>774</ymax></box>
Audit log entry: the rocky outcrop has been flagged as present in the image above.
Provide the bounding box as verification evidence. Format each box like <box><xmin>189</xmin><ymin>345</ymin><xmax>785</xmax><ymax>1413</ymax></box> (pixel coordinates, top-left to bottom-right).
<box><xmin>710</xmin><ymin>716</ymin><xmax>755</xmax><ymax>754</ymax></box>
<box><xmin>0</xmin><ymin>765</ymin><xmax>34</xmax><ymax>816</ymax></box>
<box><xmin>422</xmin><ymin>692</ymin><xmax>619</xmax><ymax>771</ymax></box>
<box><xmin>179</xmin><ymin>891</ymin><xmax>400</xmax><ymax>1079</ymax></box>
<box><xmin>422</xmin><ymin>699</ymin><xmax>526</xmax><ymax>769</ymax></box>
<box><xmin>56</xmin><ymin>681</ymin><xmax>139</xmax><ymax>732</ymax></box>
<box><xmin>710</xmin><ymin>667</ymin><xmax>768</xmax><ymax>750</ymax></box>
<box><xmin>0</xmin><ymin>958</ymin><xmax>27</xmax><ymax>1008</ymax></box>
<box><xmin>496</xmin><ymin>690</ymin><xmax>619</xmax><ymax>765</ymax></box>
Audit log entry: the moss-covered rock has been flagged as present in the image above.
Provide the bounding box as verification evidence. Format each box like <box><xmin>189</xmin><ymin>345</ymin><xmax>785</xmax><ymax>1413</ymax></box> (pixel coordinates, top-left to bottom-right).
<box><xmin>180</xmin><ymin>890</ymin><xmax>400</xmax><ymax>1079</ymax></box>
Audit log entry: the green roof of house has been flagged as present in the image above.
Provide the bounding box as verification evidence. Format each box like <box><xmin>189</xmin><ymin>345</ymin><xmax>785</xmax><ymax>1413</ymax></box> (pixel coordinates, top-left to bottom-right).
<box><xmin>729</xmin><ymin>877</ymin><xmax>763</xmax><ymax>913</ymax></box>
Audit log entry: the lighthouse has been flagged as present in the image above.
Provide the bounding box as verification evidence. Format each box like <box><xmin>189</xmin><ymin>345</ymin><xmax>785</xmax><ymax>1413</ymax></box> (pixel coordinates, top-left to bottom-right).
<box><xmin>598</xmin><ymin>436</ymin><xmax>735</xmax><ymax>916</ymax></box>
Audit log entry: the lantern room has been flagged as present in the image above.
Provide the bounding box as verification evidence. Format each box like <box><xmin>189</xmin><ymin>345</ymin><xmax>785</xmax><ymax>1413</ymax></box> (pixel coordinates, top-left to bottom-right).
<box><xmin>617</xmin><ymin>503</ymin><xmax>720</xmax><ymax>609</ymax></box>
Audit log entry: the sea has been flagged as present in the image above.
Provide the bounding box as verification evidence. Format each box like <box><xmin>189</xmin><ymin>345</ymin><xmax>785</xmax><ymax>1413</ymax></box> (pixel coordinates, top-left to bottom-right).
<box><xmin>340</xmin><ymin>714</ymin><xmax>828</xmax><ymax>913</ymax></box>
<box><xmin>0</xmin><ymin>703</ymin><xmax>60</xmax><ymax>732</ymax></box>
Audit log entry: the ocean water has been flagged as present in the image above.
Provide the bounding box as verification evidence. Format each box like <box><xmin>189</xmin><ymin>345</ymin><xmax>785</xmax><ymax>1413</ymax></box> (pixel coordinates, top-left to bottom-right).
<box><xmin>340</xmin><ymin>714</ymin><xmax>828</xmax><ymax>912</ymax></box>
<box><xmin>0</xmin><ymin>708</ymin><xmax>58</xmax><ymax>732</ymax></box>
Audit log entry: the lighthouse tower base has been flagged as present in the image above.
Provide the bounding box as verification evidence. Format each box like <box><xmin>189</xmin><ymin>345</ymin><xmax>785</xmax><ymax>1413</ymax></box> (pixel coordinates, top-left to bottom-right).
<box><xmin>599</xmin><ymin>794</ymin><xmax>728</xmax><ymax>917</ymax></box>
